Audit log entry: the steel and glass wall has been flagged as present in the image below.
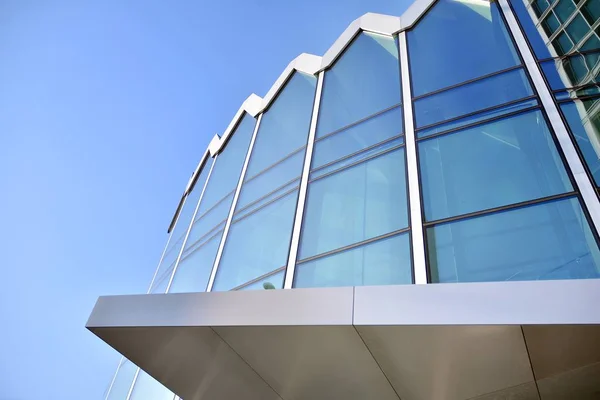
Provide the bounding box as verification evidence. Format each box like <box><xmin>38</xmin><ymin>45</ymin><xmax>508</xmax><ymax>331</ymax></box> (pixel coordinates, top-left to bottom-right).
<box><xmin>104</xmin><ymin>0</ymin><xmax>600</xmax><ymax>398</ymax></box>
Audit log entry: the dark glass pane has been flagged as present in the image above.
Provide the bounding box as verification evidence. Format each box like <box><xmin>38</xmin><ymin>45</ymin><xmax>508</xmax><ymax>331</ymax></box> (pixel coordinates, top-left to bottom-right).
<box><xmin>581</xmin><ymin>0</ymin><xmax>600</xmax><ymax>25</ymax></box>
<box><xmin>554</xmin><ymin>0</ymin><xmax>577</xmax><ymax>23</ymax></box>
<box><xmin>317</xmin><ymin>32</ymin><xmax>401</xmax><ymax>137</ymax></box>
<box><xmin>560</xmin><ymin>98</ymin><xmax>600</xmax><ymax>185</ymax></box>
<box><xmin>419</xmin><ymin>110</ymin><xmax>573</xmax><ymax>221</ymax></box>
<box><xmin>414</xmin><ymin>69</ymin><xmax>533</xmax><ymax>128</ymax></box>
<box><xmin>531</xmin><ymin>0</ymin><xmax>551</xmax><ymax>16</ymax></box>
<box><xmin>428</xmin><ymin>197</ymin><xmax>600</xmax><ymax>283</ymax></box>
<box><xmin>245</xmin><ymin>72</ymin><xmax>316</xmax><ymax>178</ymax></box>
<box><xmin>408</xmin><ymin>0</ymin><xmax>520</xmax><ymax>97</ymax></box>
<box><xmin>541</xmin><ymin>54</ymin><xmax>600</xmax><ymax>89</ymax></box>
<box><xmin>553</xmin><ymin>32</ymin><xmax>574</xmax><ymax>56</ymax></box>
<box><xmin>299</xmin><ymin>149</ymin><xmax>408</xmax><ymax>259</ymax></box>
<box><xmin>581</xmin><ymin>34</ymin><xmax>600</xmax><ymax>51</ymax></box>
<box><xmin>213</xmin><ymin>190</ymin><xmax>298</xmax><ymax>291</ymax></box>
<box><xmin>542</xmin><ymin>12</ymin><xmax>561</xmax><ymax>36</ymax></box>
<box><xmin>566</xmin><ymin>14</ymin><xmax>591</xmax><ymax>45</ymax></box>
<box><xmin>312</xmin><ymin>106</ymin><xmax>403</xmax><ymax>170</ymax></box>
<box><xmin>509</xmin><ymin>0</ymin><xmax>553</xmax><ymax>59</ymax></box>
<box><xmin>295</xmin><ymin>233</ymin><xmax>412</xmax><ymax>288</ymax></box>
<box><xmin>237</xmin><ymin>269</ymin><xmax>285</xmax><ymax>291</ymax></box>
<box><xmin>417</xmin><ymin>98</ymin><xmax>539</xmax><ymax>139</ymax></box>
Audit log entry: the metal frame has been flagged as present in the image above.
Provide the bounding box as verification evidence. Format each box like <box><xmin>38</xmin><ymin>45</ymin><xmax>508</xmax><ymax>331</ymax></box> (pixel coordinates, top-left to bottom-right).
<box><xmin>500</xmin><ymin>0</ymin><xmax>600</xmax><ymax>236</ymax></box>
<box><xmin>206</xmin><ymin>113</ymin><xmax>264</xmax><ymax>292</ymax></box>
<box><xmin>398</xmin><ymin>31</ymin><xmax>428</xmax><ymax>285</ymax></box>
<box><xmin>284</xmin><ymin>71</ymin><xmax>325</xmax><ymax>289</ymax></box>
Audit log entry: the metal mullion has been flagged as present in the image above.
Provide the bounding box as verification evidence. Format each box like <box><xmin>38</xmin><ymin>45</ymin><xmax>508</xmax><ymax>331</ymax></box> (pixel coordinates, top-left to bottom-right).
<box><xmin>284</xmin><ymin>71</ymin><xmax>324</xmax><ymax>289</ymax></box>
<box><xmin>103</xmin><ymin>358</ymin><xmax>123</xmax><ymax>400</ymax></box>
<box><xmin>537</xmin><ymin>47</ymin><xmax>600</xmax><ymax>62</ymax></box>
<box><xmin>206</xmin><ymin>113</ymin><xmax>264</xmax><ymax>292</ymax></box>
<box><xmin>165</xmin><ymin>156</ymin><xmax>217</xmax><ymax>293</ymax></box>
<box><xmin>416</xmin><ymin>105</ymin><xmax>541</xmax><ymax>142</ymax></box>
<box><xmin>552</xmin><ymin>82</ymin><xmax>600</xmax><ymax>93</ymax></box>
<box><xmin>177</xmin><ymin>228</ymin><xmax>224</xmax><ymax>265</ymax></box>
<box><xmin>231</xmin><ymin>266</ymin><xmax>287</xmax><ymax>291</ymax></box>
<box><xmin>316</xmin><ymin>102</ymin><xmax>402</xmax><ymax>143</ymax></box>
<box><xmin>411</xmin><ymin>64</ymin><xmax>523</xmax><ymax>101</ymax></box>
<box><xmin>243</xmin><ymin>144</ymin><xmax>306</xmax><ymax>183</ymax></box>
<box><xmin>556</xmin><ymin>92</ymin><xmax>600</xmax><ymax>102</ymax></box>
<box><xmin>124</xmin><ymin>367</ymin><xmax>140</xmax><ymax>400</ymax></box>
<box><xmin>399</xmin><ymin>31</ymin><xmax>428</xmax><ymax>285</ymax></box>
<box><xmin>312</xmin><ymin>133</ymin><xmax>405</xmax><ymax>173</ymax></box>
<box><xmin>191</xmin><ymin>188</ymin><xmax>235</xmax><ymax>225</ymax></box>
<box><xmin>416</xmin><ymin>95</ymin><xmax>538</xmax><ymax>133</ymax></box>
<box><xmin>501</xmin><ymin>0</ymin><xmax>600</xmax><ymax>236</ymax></box>
<box><xmin>232</xmin><ymin>185</ymin><xmax>300</xmax><ymax>225</ymax></box>
<box><xmin>309</xmin><ymin>142</ymin><xmax>406</xmax><ymax>184</ymax></box>
<box><xmin>234</xmin><ymin>176</ymin><xmax>301</xmax><ymax>216</ymax></box>
<box><xmin>181</xmin><ymin>219</ymin><xmax>226</xmax><ymax>257</ymax></box>
<box><xmin>296</xmin><ymin>227</ymin><xmax>411</xmax><ymax>266</ymax></box>
<box><xmin>424</xmin><ymin>192</ymin><xmax>577</xmax><ymax>228</ymax></box>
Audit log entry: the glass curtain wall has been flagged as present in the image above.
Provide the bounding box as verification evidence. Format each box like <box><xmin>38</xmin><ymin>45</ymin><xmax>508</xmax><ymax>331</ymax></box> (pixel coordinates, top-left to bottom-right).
<box><xmin>212</xmin><ymin>72</ymin><xmax>317</xmax><ymax>291</ymax></box>
<box><xmin>510</xmin><ymin>0</ymin><xmax>600</xmax><ymax>190</ymax></box>
<box><xmin>294</xmin><ymin>32</ymin><xmax>412</xmax><ymax>288</ymax></box>
<box><xmin>410</xmin><ymin>0</ymin><xmax>600</xmax><ymax>283</ymax></box>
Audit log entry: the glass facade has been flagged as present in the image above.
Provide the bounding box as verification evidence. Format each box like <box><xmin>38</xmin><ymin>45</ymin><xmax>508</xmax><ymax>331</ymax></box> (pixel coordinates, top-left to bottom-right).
<box><xmin>104</xmin><ymin>0</ymin><xmax>600</xmax><ymax>398</ymax></box>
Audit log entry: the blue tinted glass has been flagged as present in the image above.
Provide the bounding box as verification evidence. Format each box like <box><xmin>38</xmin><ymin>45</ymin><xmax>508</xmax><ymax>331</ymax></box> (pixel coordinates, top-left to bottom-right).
<box><xmin>237</xmin><ymin>269</ymin><xmax>285</xmax><ymax>291</ymax></box>
<box><xmin>199</xmin><ymin>114</ymin><xmax>255</xmax><ymax>213</ymax></box>
<box><xmin>428</xmin><ymin>197</ymin><xmax>600</xmax><ymax>283</ymax></box>
<box><xmin>299</xmin><ymin>149</ymin><xmax>408</xmax><ymax>259</ymax></box>
<box><xmin>417</xmin><ymin>98</ymin><xmax>539</xmax><ymax>138</ymax></box>
<box><xmin>237</xmin><ymin>151</ymin><xmax>304</xmax><ymax>210</ymax></box>
<box><xmin>414</xmin><ymin>69</ymin><xmax>533</xmax><ymax>128</ymax></box>
<box><xmin>235</xmin><ymin>180</ymin><xmax>299</xmax><ymax>223</ymax></box>
<box><xmin>554</xmin><ymin>32</ymin><xmax>574</xmax><ymax>56</ymax></box>
<box><xmin>555</xmin><ymin>85</ymin><xmax>600</xmax><ymax>100</ymax></box>
<box><xmin>312</xmin><ymin>106</ymin><xmax>403</xmax><ymax>169</ymax></box>
<box><xmin>245</xmin><ymin>72</ymin><xmax>316</xmax><ymax>177</ymax></box>
<box><xmin>582</xmin><ymin>0</ymin><xmax>600</xmax><ymax>25</ymax></box>
<box><xmin>542</xmin><ymin>55</ymin><xmax>600</xmax><ymax>89</ymax></box>
<box><xmin>509</xmin><ymin>0</ymin><xmax>552</xmax><ymax>59</ymax></box>
<box><xmin>213</xmin><ymin>190</ymin><xmax>298</xmax><ymax>291</ymax></box>
<box><xmin>129</xmin><ymin>371</ymin><xmax>173</xmax><ymax>400</ymax></box>
<box><xmin>148</xmin><ymin>163</ymin><xmax>212</xmax><ymax>293</ymax></box>
<box><xmin>531</xmin><ymin>0</ymin><xmax>551</xmax><ymax>16</ymax></box>
<box><xmin>317</xmin><ymin>33</ymin><xmax>401</xmax><ymax>137</ymax></box>
<box><xmin>554</xmin><ymin>0</ymin><xmax>577</xmax><ymax>23</ymax></box>
<box><xmin>409</xmin><ymin>0</ymin><xmax>520</xmax><ymax>97</ymax></box>
<box><xmin>169</xmin><ymin>231</ymin><xmax>221</xmax><ymax>293</ymax></box>
<box><xmin>420</xmin><ymin>110</ymin><xmax>572</xmax><ymax>221</ymax></box>
<box><xmin>581</xmin><ymin>34</ymin><xmax>600</xmax><ymax>51</ymax></box>
<box><xmin>295</xmin><ymin>233</ymin><xmax>412</xmax><ymax>288</ymax></box>
<box><xmin>566</xmin><ymin>14</ymin><xmax>590</xmax><ymax>45</ymax></box>
<box><xmin>560</xmin><ymin>98</ymin><xmax>600</xmax><ymax>185</ymax></box>
<box><xmin>106</xmin><ymin>360</ymin><xmax>136</xmax><ymax>400</ymax></box>
<box><xmin>542</xmin><ymin>13</ymin><xmax>560</xmax><ymax>36</ymax></box>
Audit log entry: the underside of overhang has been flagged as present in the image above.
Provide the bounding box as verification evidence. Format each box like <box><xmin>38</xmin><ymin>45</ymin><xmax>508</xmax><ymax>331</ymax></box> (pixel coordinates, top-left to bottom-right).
<box><xmin>88</xmin><ymin>280</ymin><xmax>600</xmax><ymax>400</ymax></box>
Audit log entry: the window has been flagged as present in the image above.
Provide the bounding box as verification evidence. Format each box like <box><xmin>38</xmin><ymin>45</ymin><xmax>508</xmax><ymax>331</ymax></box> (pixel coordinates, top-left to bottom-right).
<box><xmin>565</xmin><ymin>14</ymin><xmax>591</xmax><ymax>45</ymax></box>
<box><xmin>542</xmin><ymin>12</ymin><xmax>561</xmax><ymax>37</ymax></box>
<box><xmin>531</xmin><ymin>0</ymin><xmax>551</xmax><ymax>17</ymax></box>
<box><xmin>419</xmin><ymin>110</ymin><xmax>573</xmax><ymax>221</ymax></box>
<box><xmin>299</xmin><ymin>148</ymin><xmax>408</xmax><ymax>260</ymax></box>
<box><xmin>317</xmin><ymin>32</ymin><xmax>401</xmax><ymax>137</ymax></box>
<box><xmin>428</xmin><ymin>197</ymin><xmax>600</xmax><ymax>283</ymax></box>
<box><xmin>541</xmin><ymin>54</ymin><xmax>600</xmax><ymax>90</ymax></box>
<box><xmin>554</xmin><ymin>0</ymin><xmax>577</xmax><ymax>23</ymax></box>
<box><xmin>509</xmin><ymin>0</ymin><xmax>553</xmax><ymax>59</ymax></box>
<box><xmin>295</xmin><ymin>232</ymin><xmax>412</xmax><ymax>288</ymax></box>
<box><xmin>408</xmin><ymin>0</ymin><xmax>520</xmax><ymax>97</ymax></box>
<box><xmin>581</xmin><ymin>0</ymin><xmax>600</xmax><ymax>26</ymax></box>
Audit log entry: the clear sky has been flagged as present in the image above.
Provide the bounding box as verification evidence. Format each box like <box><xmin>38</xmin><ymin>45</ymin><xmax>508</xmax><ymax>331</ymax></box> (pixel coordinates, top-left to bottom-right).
<box><xmin>0</xmin><ymin>0</ymin><xmax>411</xmax><ymax>398</ymax></box>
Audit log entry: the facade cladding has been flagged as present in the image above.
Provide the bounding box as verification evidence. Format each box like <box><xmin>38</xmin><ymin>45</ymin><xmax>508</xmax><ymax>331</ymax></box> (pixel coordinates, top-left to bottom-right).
<box><xmin>95</xmin><ymin>0</ymin><xmax>600</xmax><ymax>399</ymax></box>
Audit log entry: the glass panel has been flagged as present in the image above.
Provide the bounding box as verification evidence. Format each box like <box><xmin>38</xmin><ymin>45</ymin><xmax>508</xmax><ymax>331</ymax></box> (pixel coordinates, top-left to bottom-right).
<box><xmin>509</xmin><ymin>0</ymin><xmax>553</xmax><ymax>59</ymax></box>
<box><xmin>428</xmin><ymin>197</ymin><xmax>600</xmax><ymax>283</ymax></box>
<box><xmin>581</xmin><ymin>0</ymin><xmax>600</xmax><ymax>25</ymax></box>
<box><xmin>149</xmin><ymin>160</ymin><xmax>212</xmax><ymax>293</ymax></box>
<box><xmin>541</xmin><ymin>56</ymin><xmax>600</xmax><ymax>89</ymax></box>
<box><xmin>198</xmin><ymin>114</ymin><xmax>255</xmax><ymax>214</ymax></box>
<box><xmin>417</xmin><ymin>98</ymin><xmax>539</xmax><ymax>139</ymax></box>
<box><xmin>106</xmin><ymin>360</ymin><xmax>136</xmax><ymax>400</ymax></box>
<box><xmin>184</xmin><ymin>193</ymin><xmax>233</xmax><ymax>254</ymax></box>
<box><xmin>237</xmin><ymin>151</ymin><xmax>304</xmax><ymax>210</ymax></box>
<box><xmin>213</xmin><ymin>190</ymin><xmax>299</xmax><ymax>291</ymax></box>
<box><xmin>408</xmin><ymin>0</ymin><xmax>520</xmax><ymax>97</ymax></box>
<box><xmin>566</xmin><ymin>14</ymin><xmax>591</xmax><ymax>45</ymax></box>
<box><xmin>542</xmin><ymin>12</ymin><xmax>561</xmax><ymax>36</ymax></box>
<box><xmin>312</xmin><ymin>106</ymin><xmax>403</xmax><ymax>169</ymax></box>
<box><xmin>237</xmin><ymin>269</ymin><xmax>285</xmax><ymax>291</ymax></box>
<box><xmin>235</xmin><ymin>180</ymin><xmax>299</xmax><ymax>222</ymax></box>
<box><xmin>129</xmin><ymin>371</ymin><xmax>173</xmax><ymax>400</ymax></box>
<box><xmin>245</xmin><ymin>72</ymin><xmax>316</xmax><ymax>177</ymax></box>
<box><xmin>531</xmin><ymin>0</ymin><xmax>551</xmax><ymax>16</ymax></box>
<box><xmin>419</xmin><ymin>110</ymin><xmax>573</xmax><ymax>221</ymax></box>
<box><xmin>555</xmin><ymin>85</ymin><xmax>600</xmax><ymax>99</ymax></box>
<box><xmin>316</xmin><ymin>32</ymin><xmax>401</xmax><ymax>137</ymax></box>
<box><xmin>414</xmin><ymin>69</ymin><xmax>533</xmax><ymax>128</ymax></box>
<box><xmin>299</xmin><ymin>149</ymin><xmax>408</xmax><ymax>259</ymax></box>
<box><xmin>554</xmin><ymin>0</ymin><xmax>577</xmax><ymax>23</ymax></box>
<box><xmin>169</xmin><ymin>230</ymin><xmax>222</xmax><ymax>293</ymax></box>
<box><xmin>560</xmin><ymin>97</ymin><xmax>600</xmax><ymax>185</ymax></box>
<box><xmin>295</xmin><ymin>232</ymin><xmax>412</xmax><ymax>288</ymax></box>
<box><xmin>553</xmin><ymin>32</ymin><xmax>574</xmax><ymax>56</ymax></box>
<box><xmin>581</xmin><ymin>34</ymin><xmax>600</xmax><ymax>51</ymax></box>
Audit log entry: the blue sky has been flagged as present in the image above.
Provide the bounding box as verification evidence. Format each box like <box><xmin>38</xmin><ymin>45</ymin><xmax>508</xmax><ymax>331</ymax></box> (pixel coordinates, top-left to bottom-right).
<box><xmin>0</xmin><ymin>0</ymin><xmax>411</xmax><ymax>398</ymax></box>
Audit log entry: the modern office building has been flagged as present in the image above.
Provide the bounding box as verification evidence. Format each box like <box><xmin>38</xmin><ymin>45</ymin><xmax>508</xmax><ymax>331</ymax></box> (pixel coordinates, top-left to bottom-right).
<box><xmin>88</xmin><ymin>0</ymin><xmax>600</xmax><ymax>398</ymax></box>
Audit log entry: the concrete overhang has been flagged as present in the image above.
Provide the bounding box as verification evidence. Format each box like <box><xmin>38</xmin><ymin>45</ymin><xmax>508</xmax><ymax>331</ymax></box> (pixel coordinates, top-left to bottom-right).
<box><xmin>88</xmin><ymin>280</ymin><xmax>600</xmax><ymax>400</ymax></box>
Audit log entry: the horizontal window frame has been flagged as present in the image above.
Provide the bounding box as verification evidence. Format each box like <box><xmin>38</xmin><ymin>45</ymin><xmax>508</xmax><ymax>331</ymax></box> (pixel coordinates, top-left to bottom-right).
<box><xmin>178</xmin><ymin>228</ymin><xmax>224</xmax><ymax>265</ymax></box>
<box><xmin>555</xmin><ymin>89</ymin><xmax>600</xmax><ymax>103</ymax></box>
<box><xmin>552</xmin><ymin>82</ymin><xmax>600</xmax><ymax>94</ymax></box>
<box><xmin>243</xmin><ymin>144</ymin><xmax>306</xmax><ymax>183</ymax></box>
<box><xmin>193</xmin><ymin>189</ymin><xmax>235</xmax><ymax>224</ymax></box>
<box><xmin>231</xmin><ymin>266</ymin><xmax>286</xmax><ymax>291</ymax></box>
<box><xmin>181</xmin><ymin>220</ymin><xmax>227</xmax><ymax>257</ymax></box>
<box><xmin>234</xmin><ymin>176</ymin><xmax>301</xmax><ymax>217</ymax></box>
<box><xmin>537</xmin><ymin>47</ymin><xmax>600</xmax><ymax>63</ymax></box>
<box><xmin>231</xmin><ymin>184</ymin><xmax>299</xmax><ymax>225</ymax></box>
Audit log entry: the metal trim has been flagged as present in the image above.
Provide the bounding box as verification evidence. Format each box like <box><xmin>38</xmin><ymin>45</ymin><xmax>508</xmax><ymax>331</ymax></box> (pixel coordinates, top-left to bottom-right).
<box><xmin>124</xmin><ymin>366</ymin><xmax>140</xmax><ymax>400</ymax></box>
<box><xmin>165</xmin><ymin>156</ymin><xmax>217</xmax><ymax>293</ymax></box>
<box><xmin>103</xmin><ymin>357</ymin><xmax>122</xmax><ymax>400</ymax></box>
<box><xmin>399</xmin><ymin>31</ymin><xmax>428</xmax><ymax>285</ymax></box>
<box><xmin>499</xmin><ymin>0</ymin><xmax>600</xmax><ymax>236</ymax></box>
<box><xmin>206</xmin><ymin>113</ymin><xmax>264</xmax><ymax>292</ymax></box>
<box><xmin>284</xmin><ymin>71</ymin><xmax>325</xmax><ymax>289</ymax></box>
